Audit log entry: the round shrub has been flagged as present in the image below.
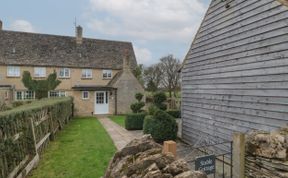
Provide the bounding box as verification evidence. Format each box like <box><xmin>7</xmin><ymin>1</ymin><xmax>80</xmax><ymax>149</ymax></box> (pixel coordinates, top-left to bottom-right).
<box><xmin>125</xmin><ymin>112</ymin><xmax>147</xmax><ymax>130</ymax></box>
<box><xmin>143</xmin><ymin>110</ymin><xmax>178</xmax><ymax>143</ymax></box>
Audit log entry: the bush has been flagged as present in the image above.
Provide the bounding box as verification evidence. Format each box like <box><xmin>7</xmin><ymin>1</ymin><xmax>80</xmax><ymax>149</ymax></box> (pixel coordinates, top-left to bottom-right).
<box><xmin>153</xmin><ymin>92</ymin><xmax>167</xmax><ymax>111</ymax></box>
<box><xmin>148</xmin><ymin>104</ymin><xmax>159</xmax><ymax>115</ymax></box>
<box><xmin>130</xmin><ymin>102</ymin><xmax>145</xmax><ymax>113</ymax></box>
<box><xmin>12</xmin><ymin>101</ymin><xmax>25</xmax><ymax>107</ymax></box>
<box><xmin>166</xmin><ymin>110</ymin><xmax>181</xmax><ymax>118</ymax></box>
<box><xmin>143</xmin><ymin>110</ymin><xmax>177</xmax><ymax>143</ymax></box>
<box><xmin>125</xmin><ymin>112</ymin><xmax>147</xmax><ymax>130</ymax></box>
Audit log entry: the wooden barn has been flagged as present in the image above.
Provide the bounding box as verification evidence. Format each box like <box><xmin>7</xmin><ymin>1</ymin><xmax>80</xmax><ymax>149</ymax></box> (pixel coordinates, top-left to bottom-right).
<box><xmin>181</xmin><ymin>0</ymin><xmax>288</xmax><ymax>146</ymax></box>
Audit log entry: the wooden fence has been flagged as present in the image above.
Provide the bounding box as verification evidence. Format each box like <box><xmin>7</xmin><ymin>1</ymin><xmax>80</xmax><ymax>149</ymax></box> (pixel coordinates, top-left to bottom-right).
<box><xmin>0</xmin><ymin>97</ymin><xmax>73</xmax><ymax>178</ymax></box>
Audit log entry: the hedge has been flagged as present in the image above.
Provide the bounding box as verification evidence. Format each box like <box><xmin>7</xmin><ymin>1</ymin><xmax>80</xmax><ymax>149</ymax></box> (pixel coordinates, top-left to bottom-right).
<box><xmin>0</xmin><ymin>97</ymin><xmax>73</xmax><ymax>178</ymax></box>
<box><xmin>125</xmin><ymin>113</ymin><xmax>146</xmax><ymax>130</ymax></box>
<box><xmin>166</xmin><ymin>110</ymin><xmax>181</xmax><ymax>118</ymax></box>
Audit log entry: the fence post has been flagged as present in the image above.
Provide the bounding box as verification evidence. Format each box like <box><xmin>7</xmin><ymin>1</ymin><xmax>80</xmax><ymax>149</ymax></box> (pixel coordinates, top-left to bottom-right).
<box><xmin>232</xmin><ymin>132</ymin><xmax>245</xmax><ymax>178</ymax></box>
<box><xmin>163</xmin><ymin>140</ymin><xmax>177</xmax><ymax>157</ymax></box>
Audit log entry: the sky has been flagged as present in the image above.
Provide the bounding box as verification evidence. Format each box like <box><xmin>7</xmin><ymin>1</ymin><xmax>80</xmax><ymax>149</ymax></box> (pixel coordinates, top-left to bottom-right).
<box><xmin>0</xmin><ymin>0</ymin><xmax>210</xmax><ymax>66</ymax></box>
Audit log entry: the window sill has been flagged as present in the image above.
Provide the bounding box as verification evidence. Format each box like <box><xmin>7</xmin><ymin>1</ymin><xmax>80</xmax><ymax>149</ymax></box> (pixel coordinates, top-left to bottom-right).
<box><xmin>102</xmin><ymin>78</ymin><xmax>112</xmax><ymax>80</ymax></box>
<box><xmin>59</xmin><ymin>77</ymin><xmax>71</xmax><ymax>79</ymax></box>
<box><xmin>81</xmin><ymin>78</ymin><xmax>93</xmax><ymax>80</ymax></box>
<box><xmin>7</xmin><ymin>76</ymin><xmax>20</xmax><ymax>78</ymax></box>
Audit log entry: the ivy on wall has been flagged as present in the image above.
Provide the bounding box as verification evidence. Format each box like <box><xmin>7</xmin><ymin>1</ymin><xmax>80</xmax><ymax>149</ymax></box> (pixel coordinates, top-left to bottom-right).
<box><xmin>22</xmin><ymin>71</ymin><xmax>61</xmax><ymax>99</ymax></box>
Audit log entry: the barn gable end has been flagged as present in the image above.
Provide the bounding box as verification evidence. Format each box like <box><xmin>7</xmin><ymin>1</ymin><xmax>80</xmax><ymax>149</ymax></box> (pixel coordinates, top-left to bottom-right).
<box><xmin>182</xmin><ymin>0</ymin><xmax>288</xmax><ymax>147</ymax></box>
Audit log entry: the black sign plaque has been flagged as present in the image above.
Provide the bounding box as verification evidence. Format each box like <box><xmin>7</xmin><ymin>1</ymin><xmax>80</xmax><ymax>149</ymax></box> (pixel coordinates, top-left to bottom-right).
<box><xmin>195</xmin><ymin>154</ymin><xmax>216</xmax><ymax>175</ymax></box>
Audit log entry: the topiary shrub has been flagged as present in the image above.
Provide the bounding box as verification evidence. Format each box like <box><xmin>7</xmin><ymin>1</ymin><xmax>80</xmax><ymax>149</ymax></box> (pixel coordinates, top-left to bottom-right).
<box><xmin>153</xmin><ymin>92</ymin><xmax>167</xmax><ymax>111</ymax></box>
<box><xmin>166</xmin><ymin>110</ymin><xmax>181</xmax><ymax>118</ymax></box>
<box><xmin>130</xmin><ymin>102</ymin><xmax>145</xmax><ymax>113</ymax></box>
<box><xmin>125</xmin><ymin>112</ymin><xmax>147</xmax><ymax>130</ymax></box>
<box><xmin>143</xmin><ymin>110</ymin><xmax>177</xmax><ymax>143</ymax></box>
<box><xmin>130</xmin><ymin>93</ymin><xmax>145</xmax><ymax>113</ymax></box>
<box><xmin>147</xmin><ymin>104</ymin><xmax>159</xmax><ymax>115</ymax></box>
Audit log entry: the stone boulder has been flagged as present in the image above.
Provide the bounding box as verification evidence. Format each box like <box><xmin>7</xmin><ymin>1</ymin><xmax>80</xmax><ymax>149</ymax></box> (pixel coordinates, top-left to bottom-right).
<box><xmin>104</xmin><ymin>135</ymin><xmax>207</xmax><ymax>178</ymax></box>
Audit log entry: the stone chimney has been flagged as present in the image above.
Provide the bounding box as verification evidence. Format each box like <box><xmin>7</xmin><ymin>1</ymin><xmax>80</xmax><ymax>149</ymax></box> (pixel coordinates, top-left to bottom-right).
<box><xmin>123</xmin><ymin>49</ymin><xmax>130</xmax><ymax>71</ymax></box>
<box><xmin>0</xmin><ymin>20</ymin><xmax>2</xmax><ymax>30</ymax></box>
<box><xmin>76</xmin><ymin>25</ymin><xmax>83</xmax><ymax>44</ymax></box>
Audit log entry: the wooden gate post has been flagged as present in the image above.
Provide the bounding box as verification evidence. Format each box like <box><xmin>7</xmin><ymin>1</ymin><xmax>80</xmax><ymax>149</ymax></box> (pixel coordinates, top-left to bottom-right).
<box><xmin>163</xmin><ymin>140</ymin><xmax>177</xmax><ymax>157</ymax></box>
<box><xmin>232</xmin><ymin>132</ymin><xmax>245</xmax><ymax>178</ymax></box>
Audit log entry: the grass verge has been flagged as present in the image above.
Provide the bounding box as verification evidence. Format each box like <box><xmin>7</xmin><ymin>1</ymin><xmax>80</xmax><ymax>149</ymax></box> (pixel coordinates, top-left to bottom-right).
<box><xmin>109</xmin><ymin>115</ymin><xmax>125</xmax><ymax>128</ymax></box>
<box><xmin>29</xmin><ymin>117</ymin><xmax>116</xmax><ymax>178</ymax></box>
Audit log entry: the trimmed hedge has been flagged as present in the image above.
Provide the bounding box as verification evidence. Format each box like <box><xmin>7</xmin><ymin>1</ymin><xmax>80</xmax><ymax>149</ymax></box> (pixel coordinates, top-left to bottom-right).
<box><xmin>125</xmin><ymin>113</ymin><xmax>146</xmax><ymax>130</ymax></box>
<box><xmin>0</xmin><ymin>97</ymin><xmax>73</xmax><ymax>178</ymax></box>
<box><xmin>143</xmin><ymin>110</ymin><xmax>178</xmax><ymax>143</ymax></box>
<box><xmin>166</xmin><ymin>110</ymin><xmax>181</xmax><ymax>118</ymax></box>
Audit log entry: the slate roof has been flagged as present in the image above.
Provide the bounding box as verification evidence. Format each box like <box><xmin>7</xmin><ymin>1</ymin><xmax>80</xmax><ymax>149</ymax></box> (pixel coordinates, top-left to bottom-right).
<box><xmin>0</xmin><ymin>30</ymin><xmax>137</xmax><ymax>70</ymax></box>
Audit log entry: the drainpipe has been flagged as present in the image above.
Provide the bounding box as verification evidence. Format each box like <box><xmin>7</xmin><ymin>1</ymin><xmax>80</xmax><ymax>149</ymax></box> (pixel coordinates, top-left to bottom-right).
<box><xmin>115</xmin><ymin>89</ymin><xmax>117</xmax><ymax>115</ymax></box>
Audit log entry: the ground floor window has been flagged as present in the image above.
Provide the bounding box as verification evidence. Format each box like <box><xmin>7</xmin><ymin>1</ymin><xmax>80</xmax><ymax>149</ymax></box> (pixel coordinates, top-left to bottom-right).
<box><xmin>82</xmin><ymin>91</ymin><xmax>89</xmax><ymax>100</ymax></box>
<box><xmin>15</xmin><ymin>90</ymin><xmax>35</xmax><ymax>100</ymax></box>
<box><xmin>49</xmin><ymin>91</ymin><xmax>66</xmax><ymax>98</ymax></box>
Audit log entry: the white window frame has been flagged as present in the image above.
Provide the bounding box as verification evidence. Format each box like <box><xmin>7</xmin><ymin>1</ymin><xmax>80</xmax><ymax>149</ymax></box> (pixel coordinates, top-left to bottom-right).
<box><xmin>7</xmin><ymin>66</ymin><xmax>20</xmax><ymax>77</ymax></box>
<box><xmin>15</xmin><ymin>91</ymin><xmax>35</xmax><ymax>101</ymax></box>
<box><xmin>59</xmin><ymin>68</ymin><xmax>70</xmax><ymax>78</ymax></box>
<box><xmin>81</xmin><ymin>69</ymin><xmax>92</xmax><ymax>79</ymax></box>
<box><xmin>34</xmin><ymin>67</ymin><xmax>46</xmax><ymax>78</ymax></box>
<box><xmin>48</xmin><ymin>91</ymin><xmax>66</xmax><ymax>98</ymax></box>
<box><xmin>82</xmin><ymin>91</ymin><xmax>89</xmax><ymax>100</ymax></box>
<box><xmin>102</xmin><ymin>69</ymin><xmax>112</xmax><ymax>79</ymax></box>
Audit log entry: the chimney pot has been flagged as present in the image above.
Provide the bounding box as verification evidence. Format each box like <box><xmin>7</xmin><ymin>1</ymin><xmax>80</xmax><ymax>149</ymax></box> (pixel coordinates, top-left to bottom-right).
<box><xmin>76</xmin><ymin>25</ymin><xmax>83</xmax><ymax>44</ymax></box>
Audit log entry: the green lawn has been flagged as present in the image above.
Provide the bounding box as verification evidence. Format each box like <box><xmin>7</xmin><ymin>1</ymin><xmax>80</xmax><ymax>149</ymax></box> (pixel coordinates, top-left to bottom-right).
<box><xmin>109</xmin><ymin>115</ymin><xmax>125</xmax><ymax>128</ymax></box>
<box><xmin>29</xmin><ymin>117</ymin><xmax>116</xmax><ymax>178</ymax></box>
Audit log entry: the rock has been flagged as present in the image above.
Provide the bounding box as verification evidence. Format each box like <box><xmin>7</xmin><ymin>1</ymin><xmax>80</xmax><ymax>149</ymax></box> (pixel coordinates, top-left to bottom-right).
<box><xmin>174</xmin><ymin>171</ymin><xmax>207</xmax><ymax>178</ymax></box>
<box><xmin>104</xmin><ymin>134</ymin><xmax>206</xmax><ymax>178</ymax></box>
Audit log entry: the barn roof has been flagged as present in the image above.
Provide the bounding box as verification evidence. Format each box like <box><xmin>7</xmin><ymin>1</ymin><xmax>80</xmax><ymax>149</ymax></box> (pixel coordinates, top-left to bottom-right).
<box><xmin>0</xmin><ymin>30</ymin><xmax>137</xmax><ymax>70</ymax></box>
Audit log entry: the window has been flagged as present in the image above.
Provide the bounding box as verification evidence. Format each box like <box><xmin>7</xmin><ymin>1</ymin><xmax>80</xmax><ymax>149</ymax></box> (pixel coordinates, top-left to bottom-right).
<box><xmin>34</xmin><ymin>67</ymin><xmax>46</xmax><ymax>77</ymax></box>
<box><xmin>49</xmin><ymin>91</ymin><xmax>66</xmax><ymax>98</ymax></box>
<box><xmin>15</xmin><ymin>91</ymin><xmax>35</xmax><ymax>100</ymax></box>
<box><xmin>103</xmin><ymin>70</ymin><xmax>112</xmax><ymax>79</ymax></box>
<box><xmin>7</xmin><ymin>66</ymin><xmax>20</xmax><ymax>77</ymax></box>
<box><xmin>82</xmin><ymin>69</ymin><xmax>92</xmax><ymax>79</ymax></box>
<box><xmin>96</xmin><ymin>92</ymin><xmax>104</xmax><ymax>104</ymax></box>
<box><xmin>59</xmin><ymin>68</ymin><xmax>70</xmax><ymax>78</ymax></box>
<box><xmin>82</xmin><ymin>91</ymin><xmax>89</xmax><ymax>99</ymax></box>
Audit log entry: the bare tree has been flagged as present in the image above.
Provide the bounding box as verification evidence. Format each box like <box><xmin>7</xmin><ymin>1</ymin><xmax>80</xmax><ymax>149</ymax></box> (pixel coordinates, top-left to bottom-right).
<box><xmin>144</xmin><ymin>63</ymin><xmax>163</xmax><ymax>92</ymax></box>
<box><xmin>159</xmin><ymin>55</ymin><xmax>181</xmax><ymax>97</ymax></box>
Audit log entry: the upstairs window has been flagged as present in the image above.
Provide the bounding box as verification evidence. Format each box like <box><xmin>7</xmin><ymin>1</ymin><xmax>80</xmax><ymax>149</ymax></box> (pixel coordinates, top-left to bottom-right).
<box><xmin>34</xmin><ymin>67</ymin><xmax>46</xmax><ymax>77</ymax></box>
<box><xmin>49</xmin><ymin>91</ymin><xmax>66</xmax><ymax>98</ymax></box>
<box><xmin>59</xmin><ymin>68</ymin><xmax>70</xmax><ymax>78</ymax></box>
<box><xmin>82</xmin><ymin>69</ymin><xmax>92</xmax><ymax>79</ymax></box>
<box><xmin>7</xmin><ymin>66</ymin><xmax>20</xmax><ymax>77</ymax></box>
<box><xmin>103</xmin><ymin>70</ymin><xmax>112</xmax><ymax>79</ymax></box>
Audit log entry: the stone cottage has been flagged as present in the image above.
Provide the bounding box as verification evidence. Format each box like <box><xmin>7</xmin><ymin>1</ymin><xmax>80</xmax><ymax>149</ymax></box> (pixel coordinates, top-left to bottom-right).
<box><xmin>181</xmin><ymin>0</ymin><xmax>288</xmax><ymax>147</ymax></box>
<box><xmin>0</xmin><ymin>20</ymin><xmax>144</xmax><ymax>115</ymax></box>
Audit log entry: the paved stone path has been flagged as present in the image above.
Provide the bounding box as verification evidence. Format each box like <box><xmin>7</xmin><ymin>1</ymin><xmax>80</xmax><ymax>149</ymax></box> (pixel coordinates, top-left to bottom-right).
<box><xmin>98</xmin><ymin>117</ymin><xmax>143</xmax><ymax>150</ymax></box>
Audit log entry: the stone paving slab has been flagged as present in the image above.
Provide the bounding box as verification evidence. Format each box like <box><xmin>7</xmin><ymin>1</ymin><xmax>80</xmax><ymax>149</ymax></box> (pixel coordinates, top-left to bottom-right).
<box><xmin>98</xmin><ymin>117</ymin><xmax>143</xmax><ymax>150</ymax></box>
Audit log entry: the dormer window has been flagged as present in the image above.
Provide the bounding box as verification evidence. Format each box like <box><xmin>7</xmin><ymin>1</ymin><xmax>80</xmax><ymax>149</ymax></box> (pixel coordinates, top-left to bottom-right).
<box><xmin>34</xmin><ymin>67</ymin><xmax>46</xmax><ymax>78</ymax></box>
<box><xmin>59</xmin><ymin>68</ymin><xmax>70</xmax><ymax>78</ymax></box>
<box><xmin>103</xmin><ymin>70</ymin><xmax>112</xmax><ymax>79</ymax></box>
<box><xmin>82</xmin><ymin>69</ymin><xmax>92</xmax><ymax>79</ymax></box>
<box><xmin>7</xmin><ymin>66</ymin><xmax>20</xmax><ymax>77</ymax></box>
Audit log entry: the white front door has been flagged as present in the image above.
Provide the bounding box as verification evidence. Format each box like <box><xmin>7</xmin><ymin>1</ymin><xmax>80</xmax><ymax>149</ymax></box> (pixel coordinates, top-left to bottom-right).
<box><xmin>95</xmin><ymin>91</ymin><xmax>109</xmax><ymax>114</ymax></box>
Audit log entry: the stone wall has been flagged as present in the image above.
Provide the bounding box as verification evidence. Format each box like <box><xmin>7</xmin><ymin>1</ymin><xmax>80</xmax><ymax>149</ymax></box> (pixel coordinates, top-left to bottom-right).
<box><xmin>245</xmin><ymin>128</ymin><xmax>288</xmax><ymax>178</ymax></box>
<box><xmin>104</xmin><ymin>135</ymin><xmax>207</xmax><ymax>178</ymax></box>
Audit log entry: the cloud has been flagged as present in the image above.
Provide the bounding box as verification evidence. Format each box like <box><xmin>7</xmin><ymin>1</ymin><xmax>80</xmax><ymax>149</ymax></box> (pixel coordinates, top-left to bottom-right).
<box><xmin>86</xmin><ymin>0</ymin><xmax>206</xmax><ymax>42</ymax></box>
<box><xmin>134</xmin><ymin>46</ymin><xmax>153</xmax><ymax>65</ymax></box>
<box><xmin>10</xmin><ymin>20</ymin><xmax>35</xmax><ymax>32</ymax></box>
